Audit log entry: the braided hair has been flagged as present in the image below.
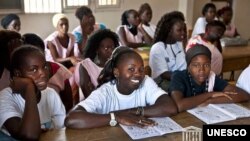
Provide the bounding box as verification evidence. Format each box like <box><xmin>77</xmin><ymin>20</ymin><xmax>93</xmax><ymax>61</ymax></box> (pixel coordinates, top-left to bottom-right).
<box><xmin>97</xmin><ymin>46</ymin><xmax>139</xmax><ymax>87</ymax></box>
<box><xmin>154</xmin><ymin>11</ymin><xmax>185</xmax><ymax>43</ymax></box>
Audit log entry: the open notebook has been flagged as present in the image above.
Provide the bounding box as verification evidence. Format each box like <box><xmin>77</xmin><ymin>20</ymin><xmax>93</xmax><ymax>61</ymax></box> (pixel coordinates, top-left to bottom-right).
<box><xmin>120</xmin><ymin>117</ymin><xmax>183</xmax><ymax>140</ymax></box>
<box><xmin>187</xmin><ymin>103</ymin><xmax>250</xmax><ymax>124</ymax></box>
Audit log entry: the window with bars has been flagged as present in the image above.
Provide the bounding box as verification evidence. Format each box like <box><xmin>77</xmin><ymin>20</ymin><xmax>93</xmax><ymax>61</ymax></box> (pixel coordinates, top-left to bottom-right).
<box><xmin>24</xmin><ymin>0</ymin><xmax>62</xmax><ymax>13</ymax></box>
<box><xmin>97</xmin><ymin>0</ymin><xmax>120</xmax><ymax>8</ymax></box>
<box><xmin>0</xmin><ymin>0</ymin><xmax>120</xmax><ymax>14</ymax></box>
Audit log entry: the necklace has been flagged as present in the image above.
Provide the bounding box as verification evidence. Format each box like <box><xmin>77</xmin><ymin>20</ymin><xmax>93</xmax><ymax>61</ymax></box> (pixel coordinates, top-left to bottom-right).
<box><xmin>165</xmin><ymin>43</ymin><xmax>182</xmax><ymax>59</ymax></box>
<box><xmin>188</xmin><ymin>73</ymin><xmax>209</xmax><ymax>96</ymax></box>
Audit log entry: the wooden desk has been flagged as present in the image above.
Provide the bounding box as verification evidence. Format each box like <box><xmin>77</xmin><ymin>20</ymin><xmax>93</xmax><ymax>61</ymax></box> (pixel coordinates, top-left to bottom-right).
<box><xmin>39</xmin><ymin>102</ymin><xmax>250</xmax><ymax>141</ymax></box>
<box><xmin>135</xmin><ymin>45</ymin><xmax>250</xmax><ymax>73</ymax></box>
<box><xmin>222</xmin><ymin>45</ymin><xmax>250</xmax><ymax>72</ymax></box>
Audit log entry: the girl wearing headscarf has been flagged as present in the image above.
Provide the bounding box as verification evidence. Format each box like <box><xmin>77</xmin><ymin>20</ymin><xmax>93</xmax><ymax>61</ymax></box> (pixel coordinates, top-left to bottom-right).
<box><xmin>169</xmin><ymin>44</ymin><xmax>250</xmax><ymax>112</ymax></box>
<box><xmin>1</xmin><ymin>13</ymin><xmax>21</xmax><ymax>32</ymax></box>
<box><xmin>44</xmin><ymin>13</ymin><xmax>81</xmax><ymax>67</ymax></box>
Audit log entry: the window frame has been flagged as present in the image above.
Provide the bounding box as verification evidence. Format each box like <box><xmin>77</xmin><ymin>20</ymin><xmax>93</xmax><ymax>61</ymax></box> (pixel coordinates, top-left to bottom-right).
<box><xmin>0</xmin><ymin>0</ymin><xmax>24</xmax><ymax>14</ymax></box>
<box><xmin>0</xmin><ymin>0</ymin><xmax>122</xmax><ymax>14</ymax></box>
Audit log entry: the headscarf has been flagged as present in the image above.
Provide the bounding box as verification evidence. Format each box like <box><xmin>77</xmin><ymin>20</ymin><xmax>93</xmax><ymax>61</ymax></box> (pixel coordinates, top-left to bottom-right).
<box><xmin>186</xmin><ymin>44</ymin><xmax>211</xmax><ymax>66</ymax></box>
<box><xmin>52</xmin><ymin>13</ymin><xmax>67</xmax><ymax>28</ymax></box>
<box><xmin>1</xmin><ymin>14</ymin><xmax>20</xmax><ymax>29</ymax></box>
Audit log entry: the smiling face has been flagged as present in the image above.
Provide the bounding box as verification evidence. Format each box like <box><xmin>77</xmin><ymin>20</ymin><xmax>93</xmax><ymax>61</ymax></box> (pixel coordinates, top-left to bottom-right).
<box><xmin>18</xmin><ymin>52</ymin><xmax>49</xmax><ymax>90</ymax></box>
<box><xmin>188</xmin><ymin>54</ymin><xmax>211</xmax><ymax>85</ymax></box>
<box><xmin>170</xmin><ymin>20</ymin><xmax>185</xmax><ymax>42</ymax></box>
<box><xmin>114</xmin><ymin>52</ymin><xmax>145</xmax><ymax>95</ymax></box>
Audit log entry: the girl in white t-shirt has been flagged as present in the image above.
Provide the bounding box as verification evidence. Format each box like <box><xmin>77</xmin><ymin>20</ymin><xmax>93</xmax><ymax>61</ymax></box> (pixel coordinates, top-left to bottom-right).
<box><xmin>149</xmin><ymin>11</ymin><xmax>187</xmax><ymax>91</ymax></box>
<box><xmin>192</xmin><ymin>3</ymin><xmax>217</xmax><ymax>37</ymax></box>
<box><xmin>0</xmin><ymin>45</ymin><xmax>65</xmax><ymax>140</ymax></box>
<box><xmin>65</xmin><ymin>47</ymin><xmax>177</xmax><ymax>129</ymax></box>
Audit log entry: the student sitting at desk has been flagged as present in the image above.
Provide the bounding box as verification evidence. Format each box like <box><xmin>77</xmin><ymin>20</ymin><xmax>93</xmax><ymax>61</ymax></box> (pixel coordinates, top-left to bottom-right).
<box><xmin>191</xmin><ymin>3</ymin><xmax>217</xmax><ymax>37</ymax></box>
<box><xmin>74</xmin><ymin>29</ymin><xmax>119</xmax><ymax>101</ymax></box>
<box><xmin>0</xmin><ymin>45</ymin><xmax>65</xmax><ymax>140</ymax></box>
<box><xmin>217</xmin><ymin>6</ymin><xmax>239</xmax><ymax>38</ymax></box>
<box><xmin>236</xmin><ymin>65</ymin><xmax>250</xmax><ymax>94</ymax></box>
<box><xmin>186</xmin><ymin>20</ymin><xmax>226</xmax><ymax>75</ymax></box>
<box><xmin>65</xmin><ymin>47</ymin><xmax>177</xmax><ymax>129</ymax></box>
<box><xmin>138</xmin><ymin>3</ymin><xmax>156</xmax><ymax>40</ymax></box>
<box><xmin>169</xmin><ymin>44</ymin><xmax>250</xmax><ymax>112</ymax></box>
<box><xmin>117</xmin><ymin>9</ymin><xmax>153</xmax><ymax>48</ymax></box>
<box><xmin>44</xmin><ymin>13</ymin><xmax>81</xmax><ymax>67</ymax></box>
<box><xmin>149</xmin><ymin>11</ymin><xmax>186</xmax><ymax>91</ymax></box>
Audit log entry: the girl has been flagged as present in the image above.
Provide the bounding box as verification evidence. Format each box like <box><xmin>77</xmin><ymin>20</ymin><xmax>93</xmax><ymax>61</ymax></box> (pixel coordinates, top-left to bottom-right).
<box><xmin>217</xmin><ymin>6</ymin><xmax>239</xmax><ymax>37</ymax></box>
<box><xmin>22</xmin><ymin>33</ymin><xmax>73</xmax><ymax>112</ymax></box>
<box><xmin>45</xmin><ymin>13</ymin><xmax>81</xmax><ymax>67</ymax></box>
<box><xmin>65</xmin><ymin>47</ymin><xmax>177</xmax><ymax>129</ymax></box>
<box><xmin>186</xmin><ymin>20</ymin><xmax>226</xmax><ymax>75</ymax></box>
<box><xmin>0</xmin><ymin>30</ymin><xmax>22</xmax><ymax>91</ymax></box>
<box><xmin>117</xmin><ymin>9</ymin><xmax>152</xmax><ymax>48</ymax></box>
<box><xmin>149</xmin><ymin>11</ymin><xmax>187</xmax><ymax>91</ymax></box>
<box><xmin>169</xmin><ymin>44</ymin><xmax>250</xmax><ymax>112</ymax></box>
<box><xmin>72</xmin><ymin>6</ymin><xmax>95</xmax><ymax>56</ymax></box>
<box><xmin>0</xmin><ymin>45</ymin><xmax>66</xmax><ymax>140</ymax></box>
<box><xmin>236</xmin><ymin>65</ymin><xmax>250</xmax><ymax>94</ymax></box>
<box><xmin>74</xmin><ymin>29</ymin><xmax>119</xmax><ymax>101</ymax></box>
<box><xmin>1</xmin><ymin>13</ymin><xmax>21</xmax><ymax>32</ymax></box>
<box><xmin>192</xmin><ymin>3</ymin><xmax>217</xmax><ymax>37</ymax></box>
<box><xmin>138</xmin><ymin>3</ymin><xmax>156</xmax><ymax>39</ymax></box>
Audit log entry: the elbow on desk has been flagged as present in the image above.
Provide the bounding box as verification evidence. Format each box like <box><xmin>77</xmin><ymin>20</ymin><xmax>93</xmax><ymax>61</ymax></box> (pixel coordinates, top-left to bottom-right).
<box><xmin>64</xmin><ymin>116</ymin><xmax>75</xmax><ymax>129</ymax></box>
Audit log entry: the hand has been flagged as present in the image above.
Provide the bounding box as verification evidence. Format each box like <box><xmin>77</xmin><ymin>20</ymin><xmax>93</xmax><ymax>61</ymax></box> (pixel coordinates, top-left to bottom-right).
<box><xmin>10</xmin><ymin>76</ymin><xmax>35</xmax><ymax>97</ymax></box>
<box><xmin>116</xmin><ymin>112</ymin><xmax>156</xmax><ymax>128</ymax></box>
<box><xmin>70</xmin><ymin>56</ymin><xmax>82</xmax><ymax>65</ymax></box>
<box><xmin>137</xmin><ymin>23</ymin><xmax>144</xmax><ymax>33</ymax></box>
<box><xmin>212</xmin><ymin>92</ymin><xmax>233</xmax><ymax>100</ymax></box>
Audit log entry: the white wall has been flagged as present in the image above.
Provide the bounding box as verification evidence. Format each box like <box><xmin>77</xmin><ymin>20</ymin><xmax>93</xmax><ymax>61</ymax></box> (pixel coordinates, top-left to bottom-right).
<box><xmin>0</xmin><ymin>0</ymin><xmax>179</xmax><ymax>39</ymax></box>
<box><xmin>1</xmin><ymin>0</ymin><xmax>249</xmax><ymax>40</ymax></box>
<box><xmin>192</xmin><ymin>0</ymin><xmax>250</xmax><ymax>39</ymax></box>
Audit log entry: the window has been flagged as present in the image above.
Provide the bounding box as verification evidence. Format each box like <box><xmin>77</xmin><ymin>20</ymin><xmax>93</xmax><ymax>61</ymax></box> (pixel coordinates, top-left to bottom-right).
<box><xmin>0</xmin><ymin>0</ymin><xmax>120</xmax><ymax>14</ymax></box>
<box><xmin>63</xmin><ymin>0</ymin><xmax>88</xmax><ymax>10</ymax></box>
<box><xmin>0</xmin><ymin>0</ymin><xmax>23</xmax><ymax>13</ymax></box>
<box><xmin>96</xmin><ymin>0</ymin><xmax>120</xmax><ymax>8</ymax></box>
<box><xmin>24</xmin><ymin>0</ymin><xmax>61</xmax><ymax>13</ymax></box>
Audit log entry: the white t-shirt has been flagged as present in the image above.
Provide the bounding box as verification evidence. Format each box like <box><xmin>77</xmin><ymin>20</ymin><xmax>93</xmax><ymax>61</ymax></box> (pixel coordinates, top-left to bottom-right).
<box><xmin>0</xmin><ymin>87</ymin><xmax>66</xmax><ymax>135</ymax></box>
<box><xmin>149</xmin><ymin>41</ymin><xmax>187</xmax><ymax>79</ymax></box>
<box><xmin>237</xmin><ymin>65</ymin><xmax>250</xmax><ymax>94</ymax></box>
<box><xmin>191</xmin><ymin>17</ymin><xmax>207</xmax><ymax>37</ymax></box>
<box><xmin>78</xmin><ymin>76</ymin><xmax>167</xmax><ymax>114</ymax></box>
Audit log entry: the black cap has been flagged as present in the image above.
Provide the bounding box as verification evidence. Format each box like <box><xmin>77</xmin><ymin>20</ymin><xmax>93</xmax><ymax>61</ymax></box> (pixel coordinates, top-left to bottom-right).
<box><xmin>186</xmin><ymin>44</ymin><xmax>211</xmax><ymax>65</ymax></box>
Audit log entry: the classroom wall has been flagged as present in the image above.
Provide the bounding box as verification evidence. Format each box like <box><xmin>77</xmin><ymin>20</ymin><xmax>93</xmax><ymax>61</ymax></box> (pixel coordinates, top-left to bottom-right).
<box><xmin>0</xmin><ymin>0</ymin><xmax>249</xmax><ymax>40</ymax></box>
<box><xmin>192</xmin><ymin>0</ymin><xmax>250</xmax><ymax>40</ymax></box>
<box><xmin>0</xmin><ymin>0</ymin><xmax>179</xmax><ymax>39</ymax></box>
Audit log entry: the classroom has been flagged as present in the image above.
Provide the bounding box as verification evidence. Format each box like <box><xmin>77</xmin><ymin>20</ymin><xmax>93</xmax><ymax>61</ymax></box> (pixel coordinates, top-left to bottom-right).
<box><xmin>0</xmin><ymin>0</ymin><xmax>250</xmax><ymax>141</ymax></box>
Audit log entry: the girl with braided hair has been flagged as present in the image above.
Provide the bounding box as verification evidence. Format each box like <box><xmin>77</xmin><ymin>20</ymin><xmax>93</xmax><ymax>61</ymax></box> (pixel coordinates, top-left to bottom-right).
<box><xmin>149</xmin><ymin>11</ymin><xmax>187</xmax><ymax>91</ymax></box>
<box><xmin>65</xmin><ymin>46</ymin><xmax>177</xmax><ymax>129</ymax></box>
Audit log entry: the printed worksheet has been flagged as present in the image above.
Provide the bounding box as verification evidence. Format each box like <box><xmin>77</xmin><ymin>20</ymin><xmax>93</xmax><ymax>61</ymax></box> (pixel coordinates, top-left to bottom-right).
<box><xmin>120</xmin><ymin>117</ymin><xmax>183</xmax><ymax>140</ymax></box>
<box><xmin>187</xmin><ymin>103</ymin><xmax>250</xmax><ymax>124</ymax></box>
